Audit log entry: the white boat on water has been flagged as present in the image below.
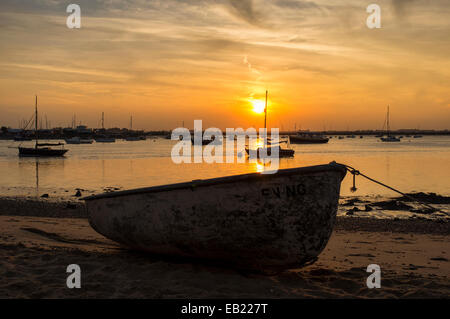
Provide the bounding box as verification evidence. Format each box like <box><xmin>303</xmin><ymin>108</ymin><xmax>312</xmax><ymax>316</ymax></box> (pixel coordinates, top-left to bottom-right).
<box><xmin>83</xmin><ymin>162</ymin><xmax>347</xmax><ymax>271</ymax></box>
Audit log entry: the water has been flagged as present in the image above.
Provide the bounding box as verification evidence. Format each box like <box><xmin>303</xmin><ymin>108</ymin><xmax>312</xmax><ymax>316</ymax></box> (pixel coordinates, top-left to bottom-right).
<box><xmin>0</xmin><ymin>136</ymin><xmax>449</xmax><ymax>201</ymax></box>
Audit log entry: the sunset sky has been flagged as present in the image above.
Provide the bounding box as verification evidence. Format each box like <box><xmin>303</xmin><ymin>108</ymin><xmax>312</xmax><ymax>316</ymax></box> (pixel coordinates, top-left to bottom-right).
<box><xmin>0</xmin><ymin>0</ymin><xmax>449</xmax><ymax>130</ymax></box>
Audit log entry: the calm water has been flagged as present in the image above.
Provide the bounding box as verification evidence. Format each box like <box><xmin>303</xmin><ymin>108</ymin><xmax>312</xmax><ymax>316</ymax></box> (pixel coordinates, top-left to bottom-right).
<box><xmin>0</xmin><ymin>136</ymin><xmax>449</xmax><ymax>200</ymax></box>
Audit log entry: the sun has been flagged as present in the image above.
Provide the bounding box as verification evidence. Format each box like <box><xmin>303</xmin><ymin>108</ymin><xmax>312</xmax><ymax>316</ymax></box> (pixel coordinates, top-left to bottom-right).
<box><xmin>251</xmin><ymin>100</ymin><xmax>265</xmax><ymax>114</ymax></box>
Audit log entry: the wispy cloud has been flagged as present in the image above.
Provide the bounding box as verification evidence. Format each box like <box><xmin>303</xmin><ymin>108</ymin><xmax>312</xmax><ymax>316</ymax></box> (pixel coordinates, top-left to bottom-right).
<box><xmin>243</xmin><ymin>55</ymin><xmax>262</xmax><ymax>78</ymax></box>
<box><xmin>391</xmin><ymin>0</ymin><xmax>417</xmax><ymax>17</ymax></box>
<box><xmin>224</xmin><ymin>0</ymin><xmax>262</xmax><ymax>26</ymax></box>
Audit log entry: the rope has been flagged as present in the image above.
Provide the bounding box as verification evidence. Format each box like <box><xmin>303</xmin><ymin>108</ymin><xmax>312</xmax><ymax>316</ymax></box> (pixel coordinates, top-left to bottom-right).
<box><xmin>342</xmin><ymin>164</ymin><xmax>447</xmax><ymax>215</ymax></box>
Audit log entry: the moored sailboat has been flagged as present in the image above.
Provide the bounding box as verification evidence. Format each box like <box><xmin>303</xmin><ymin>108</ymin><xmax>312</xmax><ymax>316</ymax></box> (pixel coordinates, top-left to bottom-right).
<box><xmin>380</xmin><ymin>105</ymin><xmax>400</xmax><ymax>142</ymax></box>
<box><xmin>18</xmin><ymin>96</ymin><xmax>68</xmax><ymax>157</ymax></box>
<box><xmin>246</xmin><ymin>91</ymin><xmax>295</xmax><ymax>158</ymax></box>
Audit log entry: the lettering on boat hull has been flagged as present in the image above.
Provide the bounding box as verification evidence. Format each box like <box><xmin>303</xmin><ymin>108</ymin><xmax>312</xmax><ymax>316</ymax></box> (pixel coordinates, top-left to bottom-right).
<box><xmin>261</xmin><ymin>184</ymin><xmax>306</xmax><ymax>198</ymax></box>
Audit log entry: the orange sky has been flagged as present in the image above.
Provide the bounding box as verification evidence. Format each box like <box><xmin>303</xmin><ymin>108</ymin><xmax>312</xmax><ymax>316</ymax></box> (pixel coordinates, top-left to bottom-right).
<box><xmin>0</xmin><ymin>0</ymin><xmax>449</xmax><ymax>130</ymax></box>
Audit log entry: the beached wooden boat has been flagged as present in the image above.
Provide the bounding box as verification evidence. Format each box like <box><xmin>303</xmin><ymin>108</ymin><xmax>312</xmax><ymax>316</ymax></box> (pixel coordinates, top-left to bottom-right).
<box><xmin>83</xmin><ymin>162</ymin><xmax>347</xmax><ymax>271</ymax></box>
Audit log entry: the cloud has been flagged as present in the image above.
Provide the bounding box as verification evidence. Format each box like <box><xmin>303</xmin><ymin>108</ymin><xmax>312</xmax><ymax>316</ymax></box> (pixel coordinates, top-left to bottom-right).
<box><xmin>273</xmin><ymin>0</ymin><xmax>319</xmax><ymax>10</ymax></box>
<box><xmin>243</xmin><ymin>55</ymin><xmax>262</xmax><ymax>77</ymax></box>
<box><xmin>391</xmin><ymin>0</ymin><xmax>417</xmax><ymax>18</ymax></box>
<box><xmin>224</xmin><ymin>0</ymin><xmax>262</xmax><ymax>26</ymax></box>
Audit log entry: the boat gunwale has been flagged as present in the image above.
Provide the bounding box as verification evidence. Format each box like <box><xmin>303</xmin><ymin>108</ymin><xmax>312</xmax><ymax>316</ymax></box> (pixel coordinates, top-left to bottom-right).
<box><xmin>82</xmin><ymin>162</ymin><xmax>346</xmax><ymax>201</ymax></box>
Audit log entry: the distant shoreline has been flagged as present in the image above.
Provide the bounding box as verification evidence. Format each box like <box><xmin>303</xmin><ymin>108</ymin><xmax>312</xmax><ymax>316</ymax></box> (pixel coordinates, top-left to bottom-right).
<box><xmin>1</xmin><ymin>129</ymin><xmax>449</xmax><ymax>141</ymax></box>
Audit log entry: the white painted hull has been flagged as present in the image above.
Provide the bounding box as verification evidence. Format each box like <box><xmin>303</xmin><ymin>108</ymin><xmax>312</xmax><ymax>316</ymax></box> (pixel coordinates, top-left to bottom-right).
<box><xmin>84</xmin><ymin>163</ymin><xmax>347</xmax><ymax>271</ymax></box>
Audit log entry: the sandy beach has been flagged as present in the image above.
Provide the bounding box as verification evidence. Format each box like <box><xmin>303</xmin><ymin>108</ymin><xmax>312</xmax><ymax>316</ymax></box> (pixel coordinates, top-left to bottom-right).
<box><xmin>0</xmin><ymin>197</ymin><xmax>448</xmax><ymax>299</ymax></box>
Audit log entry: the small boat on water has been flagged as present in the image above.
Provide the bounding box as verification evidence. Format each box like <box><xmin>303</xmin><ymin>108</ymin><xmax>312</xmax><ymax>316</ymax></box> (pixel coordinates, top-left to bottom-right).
<box><xmin>245</xmin><ymin>145</ymin><xmax>295</xmax><ymax>158</ymax></box>
<box><xmin>19</xmin><ymin>143</ymin><xmax>67</xmax><ymax>157</ymax></box>
<box><xmin>14</xmin><ymin>134</ymin><xmax>32</xmax><ymax>141</ymax></box>
<box><xmin>125</xmin><ymin>116</ymin><xmax>147</xmax><ymax>141</ymax></box>
<box><xmin>83</xmin><ymin>162</ymin><xmax>347</xmax><ymax>271</ymax></box>
<box><xmin>190</xmin><ymin>134</ymin><xmax>218</xmax><ymax>145</ymax></box>
<box><xmin>95</xmin><ymin>136</ymin><xmax>116</xmax><ymax>143</ymax></box>
<box><xmin>289</xmin><ymin>133</ymin><xmax>329</xmax><ymax>144</ymax></box>
<box><xmin>65</xmin><ymin>137</ymin><xmax>94</xmax><ymax>144</ymax></box>
<box><xmin>380</xmin><ymin>105</ymin><xmax>400</xmax><ymax>142</ymax></box>
<box><xmin>125</xmin><ymin>136</ymin><xmax>141</xmax><ymax>141</ymax></box>
<box><xmin>246</xmin><ymin>91</ymin><xmax>295</xmax><ymax>158</ymax></box>
<box><xmin>18</xmin><ymin>96</ymin><xmax>68</xmax><ymax>157</ymax></box>
<box><xmin>381</xmin><ymin>135</ymin><xmax>400</xmax><ymax>142</ymax></box>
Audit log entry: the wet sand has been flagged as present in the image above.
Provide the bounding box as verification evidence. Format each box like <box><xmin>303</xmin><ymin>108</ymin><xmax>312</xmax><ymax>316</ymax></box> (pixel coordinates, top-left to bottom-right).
<box><xmin>0</xmin><ymin>198</ymin><xmax>448</xmax><ymax>298</ymax></box>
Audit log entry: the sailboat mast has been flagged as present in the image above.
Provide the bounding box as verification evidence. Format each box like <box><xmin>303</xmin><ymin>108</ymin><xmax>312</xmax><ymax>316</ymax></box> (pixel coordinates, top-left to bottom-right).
<box><xmin>264</xmin><ymin>90</ymin><xmax>268</xmax><ymax>130</ymax></box>
<box><xmin>387</xmin><ymin>105</ymin><xmax>390</xmax><ymax>136</ymax></box>
<box><xmin>35</xmin><ymin>95</ymin><xmax>38</xmax><ymax>148</ymax></box>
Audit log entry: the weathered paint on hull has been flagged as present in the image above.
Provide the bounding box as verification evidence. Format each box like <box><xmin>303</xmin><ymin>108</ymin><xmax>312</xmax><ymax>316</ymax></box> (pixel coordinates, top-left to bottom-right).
<box><xmin>84</xmin><ymin>163</ymin><xmax>346</xmax><ymax>271</ymax></box>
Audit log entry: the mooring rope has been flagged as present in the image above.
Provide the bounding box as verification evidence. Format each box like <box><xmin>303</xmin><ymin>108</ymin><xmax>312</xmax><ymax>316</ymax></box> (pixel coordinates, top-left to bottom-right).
<box><xmin>342</xmin><ymin>164</ymin><xmax>447</xmax><ymax>215</ymax></box>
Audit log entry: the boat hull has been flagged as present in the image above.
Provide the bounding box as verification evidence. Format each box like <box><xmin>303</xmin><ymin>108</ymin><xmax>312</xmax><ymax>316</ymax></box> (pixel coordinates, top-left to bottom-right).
<box><xmin>245</xmin><ymin>147</ymin><xmax>295</xmax><ymax>158</ymax></box>
<box><xmin>18</xmin><ymin>147</ymin><xmax>68</xmax><ymax>157</ymax></box>
<box><xmin>289</xmin><ymin>136</ymin><xmax>329</xmax><ymax>144</ymax></box>
<box><xmin>84</xmin><ymin>163</ymin><xmax>346</xmax><ymax>271</ymax></box>
<box><xmin>95</xmin><ymin>138</ymin><xmax>116</xmax><ymax>143</ymax></box>
<box><xmin>125</xmin><ymin>137</ymin><xmax>141</xmax><ymax>141</ymax></box>
<box><xmin>380</xmin><ymin>137</ymin><xmax>400</xmax><ymax>142</ymax></box>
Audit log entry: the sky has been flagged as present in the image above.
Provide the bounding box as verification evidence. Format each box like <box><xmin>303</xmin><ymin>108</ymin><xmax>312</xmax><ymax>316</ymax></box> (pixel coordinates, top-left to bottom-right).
<box><xmin>0</xmin><ymin>0</ymin><xmax>449</xmax><ymax>131</ymax></box>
